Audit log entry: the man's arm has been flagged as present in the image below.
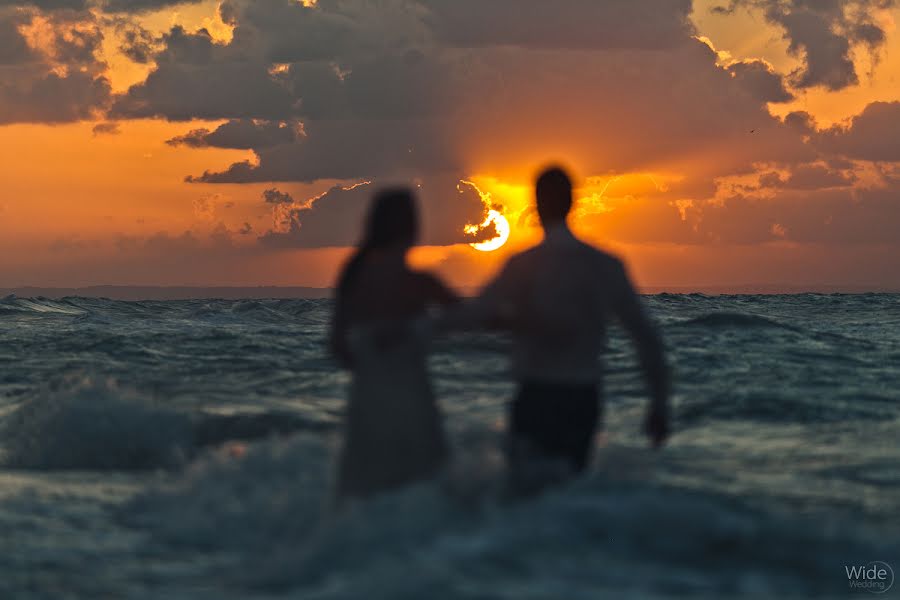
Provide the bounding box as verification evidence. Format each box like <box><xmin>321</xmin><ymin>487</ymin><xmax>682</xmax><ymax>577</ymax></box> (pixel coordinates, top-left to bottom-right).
<box><xmin>610</xmin><ymin>260</ymin><xmax>670</xmax><ymax>447</ymax></box>
<box><xmin>439</xmin><ymin>257</ymin><xmax>521</xmax><ymax>332</ymax></box>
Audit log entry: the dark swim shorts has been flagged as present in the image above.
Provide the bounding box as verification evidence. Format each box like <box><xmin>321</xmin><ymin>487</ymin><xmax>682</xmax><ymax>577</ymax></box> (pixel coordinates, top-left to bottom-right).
<box><xmin>508</xmin><ymin>380</ymin><xmax>601</xmax><ymax>474</ymax></box>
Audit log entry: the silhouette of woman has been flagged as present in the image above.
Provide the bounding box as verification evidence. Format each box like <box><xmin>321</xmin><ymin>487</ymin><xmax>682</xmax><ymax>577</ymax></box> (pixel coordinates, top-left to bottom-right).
<box><xmin>330</xmin><ymin>188</ymin><xmax>459</xmax><ymax>501</ymax></box>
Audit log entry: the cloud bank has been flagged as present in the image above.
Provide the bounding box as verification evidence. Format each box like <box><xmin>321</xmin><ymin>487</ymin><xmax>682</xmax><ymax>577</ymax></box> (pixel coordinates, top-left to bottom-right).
<box><xmin>0</xmin><ymin>0</ymin><xmax>898</xmax><ymax>258</ymax></box>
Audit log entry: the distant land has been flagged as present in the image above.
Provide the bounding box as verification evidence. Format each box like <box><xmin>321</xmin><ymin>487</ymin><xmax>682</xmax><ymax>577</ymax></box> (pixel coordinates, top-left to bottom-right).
<box><xmin>2</xmin><ymin>284</ymin><xmax>898</xmax><ymax>300</ymax></box>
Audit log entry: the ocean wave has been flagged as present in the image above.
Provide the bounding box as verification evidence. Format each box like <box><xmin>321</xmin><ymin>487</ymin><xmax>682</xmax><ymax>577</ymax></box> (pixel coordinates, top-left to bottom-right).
<box><xmin>674</xmin><ymin>312</ymin><xmax>800</xmax><ymax>331</ymax></box>
<box><xmin>1</xmin><ymin>379</ymin><xmax>193</xmax><ymax>470</ymax></box>
<box><xmin>120</xmin><ymin>434</ymin><xmax>331</xmax><ymax>549</ymax></box>
<box><xmin>676</xmin><ymin>392</ymin><xmax>898</xmax><ymax>425</ymax></box>
<box><xmin>182</xmin><ymin>299</ymin><xmax>328</xmax><ymax>327</ymax></box>
<box><xmin>119</xmin><ymin>436</ymin><xmax>895</xmax><ymax>597</ymax></box>
<box><xmin>0</xmin><ymin>295</ymin><xmax>331</xmax><ymax>324</ymax></box>
<box><xmin>0</xmin><ymin>295</ymin><xmax>88</xmax><ymax>316</ymax></box>
<box><xmin>1</xmin><ymin>379</ymin><xmax>326</xmax><ymax>470</ymax></box>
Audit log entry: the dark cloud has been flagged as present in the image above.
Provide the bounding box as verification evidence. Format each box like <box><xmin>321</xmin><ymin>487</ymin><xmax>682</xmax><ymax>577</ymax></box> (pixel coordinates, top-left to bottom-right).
<box><xmin>711</xmin><ymin>185</ymin><xmax>900</xmax><ymax>244</ymax></box>
<box><xmin>112</xmin><ymin>63</ymin><xmax>295</xmax><ymax>121</ymax></box>
<box><xmin>262</xmin><ymin>188</ymin><xmax>293</xmax><ymax>204</ymax></box>
<box><xmin>758</xmin><ymin>163</ymin><xmax>858</xmax><ymax>190</ymax></box>
<box><xmin>726</xmin><ymin>59</ymin><xmax>794</xmax><ymax>103</ymax></box>
<box><xmin>187</xmin><ymin>117</ymin><xmax>463</xmax><ymax>183</ymax></box>
<box><xmin>183</xmin><ymin>38</ymin><xmax>813</xmax><ymax>186</ymax></box>
<box><xmin>259</xmin><ymin>178</ymin><xmax>496</xmax><ymax>248</ymax></box>
<box><xmin>51</xmin><ymin>19</ymin><xmax>105</xmax><ymax>65</ymax></box>
<box><xmin>116</xmin><ymin>13</ymin><xmax>457</xmax><ymax>122</ymax></box>
<box><xmin>101</xmin><ymin>0</ymin><xmax>203</xmax><ymax>14</ymax></box>
<box><xmin>782</xmin><ymin>110</ymin><xmax>817</xmax><ymax>135</ymax></box>
<box><xmin>116</xmin><ymin>0</ymin><xmax>810</xmax><ymax>187</ymax></box>
<box><xmin>0</xmin><ymin>0</ymin><xmax>87</xmax><ymax>9</ymax></box>
<box><xmin>2</xmin><ymin>8</ymin><xmax>107</xmax><ymax>66</ymax></box>
<box><xmin>226</xmin><ymin>0</ymin><xmax>432</xmax><ymax>63</ymax></box>
<box><xmin>92</xmin><ymin>121</ymin><xmax>121</xmax><ymax>135</ymax></box>
<box><xmin>584</xmin><ymin>179</ymin><xmax>900</xmax><ymax>246</ymax></box>
<box><xmin>0</xmin><ymin>13</ymin><xmax>34</xmax><ymax>65</ymax></box>
<box><xmin>425</xmin><ymin>0</ymin><xmax>694</xmax><ymax>50</ymax></box>
<box><xmin>290</xmin><ymin>50</ymin><xmax>459</xmax><ymax>120</ymax></box>
<box><xmin>817</xmin><ymin>101</ymin><xmax>900</xmax><ymax>161</ymax></box>
<box><xmin>777</xmin><ymin>7</ymin><xmax>858</xmax><ymax>89</ymax></box>
<box><xmin>166</xmin><ymin>119</ymin><xmax>299</xmax><ymax>149</ymax></box>
<box><xmin>0</xmin><ymin>9</ymin><xmax>111</xmax><ymax>123</ymax></box>
<box><xmin>0</xmin><ymin>69</ymin><xmax>111</xmax><ymax>124</ymax></box>
<box><xmin>2</xmin><ymin>0</ymin><xmax>895</xmax><ymax>259</ymax></box>
<box><xmin>714</xmin><ymin>0</ymin><xmax>895</xmax><ymax>90</ymax></box>
<box><xmin>111</xmin><ymin>26</ymin><xmax>295</xmax><ymax>121</ymax></box>
<box><xmin>116</xmin><ymin>22</ymin><xmax>158</xmax><ymax>63</ymax></box>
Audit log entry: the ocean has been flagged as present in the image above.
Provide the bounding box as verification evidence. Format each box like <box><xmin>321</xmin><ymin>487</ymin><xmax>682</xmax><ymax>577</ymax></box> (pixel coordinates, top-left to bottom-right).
<box><xmin>1</xmin><ymin>294</ymin><xmax>898</xmax><ymax>599</ymax></box>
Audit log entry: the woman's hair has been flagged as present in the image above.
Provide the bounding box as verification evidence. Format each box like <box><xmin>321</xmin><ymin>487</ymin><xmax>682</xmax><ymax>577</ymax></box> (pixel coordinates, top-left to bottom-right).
<box><xmin>336</xmin><ymin>187</ymin><xmax>419</xmax><ymax>298</ymax></box>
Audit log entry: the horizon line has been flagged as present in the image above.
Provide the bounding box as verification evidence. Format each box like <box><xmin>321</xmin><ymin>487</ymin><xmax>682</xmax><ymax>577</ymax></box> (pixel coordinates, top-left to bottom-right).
<box><xmin>3</xmin><ymin>283</ymin><xmax>899</xmax><ymax>301</ymax></box>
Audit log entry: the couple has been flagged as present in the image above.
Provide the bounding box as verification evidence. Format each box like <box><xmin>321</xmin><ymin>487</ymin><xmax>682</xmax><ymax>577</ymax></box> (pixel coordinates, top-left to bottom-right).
<box><xmin>330</xmin><ymin>167</ymin><xmax>670</xmax><ymax>501</ymax></box>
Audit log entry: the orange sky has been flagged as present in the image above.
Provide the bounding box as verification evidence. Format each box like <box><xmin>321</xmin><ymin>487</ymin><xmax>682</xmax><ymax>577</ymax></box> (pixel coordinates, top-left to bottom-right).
<box><xmin>0</xmin><ymin>0</ymin><xmax>898</xmax><ymax>290</ymax></box>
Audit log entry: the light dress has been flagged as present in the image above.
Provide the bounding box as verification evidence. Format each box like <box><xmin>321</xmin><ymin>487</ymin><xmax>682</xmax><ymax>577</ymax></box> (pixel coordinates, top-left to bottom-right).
<box><xmin>336</xmin><ymin>318</ymin><xmax>448</xmax><ymax>499</ymax></box>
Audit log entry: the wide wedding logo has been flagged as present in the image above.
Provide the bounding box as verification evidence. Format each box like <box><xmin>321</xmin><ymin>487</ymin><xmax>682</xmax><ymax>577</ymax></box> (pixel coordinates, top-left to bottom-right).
<box><xmin>845</xmin><ymin>561</ymin><xmax>894</xmax><ymax>594</ymax></box>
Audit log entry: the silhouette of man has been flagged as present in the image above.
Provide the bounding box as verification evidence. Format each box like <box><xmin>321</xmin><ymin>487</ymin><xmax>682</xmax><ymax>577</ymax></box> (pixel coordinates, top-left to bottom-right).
<box><xmin>470</xmin><ymin>166</ymin><xmax>670</xmax><ymax>493</ymax></box>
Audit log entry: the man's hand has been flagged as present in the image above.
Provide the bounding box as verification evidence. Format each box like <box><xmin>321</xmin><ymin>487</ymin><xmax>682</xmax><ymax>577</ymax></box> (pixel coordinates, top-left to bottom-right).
<box><xmin>643</xmin><ymin>404</ymin><xmax>670</xmax><ymax>449</ymax></box>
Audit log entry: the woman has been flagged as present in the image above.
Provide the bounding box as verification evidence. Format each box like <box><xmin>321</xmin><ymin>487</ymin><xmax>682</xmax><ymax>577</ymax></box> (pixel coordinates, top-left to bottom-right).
<box><xmin>330</xmin><ymin>187</ymin><xmax>459</xmax><ymax>501</ymax></box>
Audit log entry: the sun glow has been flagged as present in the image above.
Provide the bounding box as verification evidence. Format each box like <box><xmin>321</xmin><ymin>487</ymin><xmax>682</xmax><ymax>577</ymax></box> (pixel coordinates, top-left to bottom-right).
<box><xmin>468</xmin><ymin>210</ymin><xmax>511</xmax><ymax>252</ymax></box>
<box><xmin>459</xmin><ymin>178</ymin><xmax>512</xmax><ymax>252</ymax></box>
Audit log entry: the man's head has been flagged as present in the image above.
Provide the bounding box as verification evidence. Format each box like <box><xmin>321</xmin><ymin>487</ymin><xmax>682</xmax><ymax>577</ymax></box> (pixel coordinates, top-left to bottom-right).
<box><xmin>535</xmin><ymin>166</ymin><xmax>573</xmax><ymax>227</ymax></box>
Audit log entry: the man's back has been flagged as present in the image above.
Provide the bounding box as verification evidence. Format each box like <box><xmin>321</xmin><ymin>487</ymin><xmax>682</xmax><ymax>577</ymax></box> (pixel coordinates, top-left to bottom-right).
<box><xmin>482</xmin><ymin>224</ymin><xmax>651</xmax><ymax>385</ymax></box>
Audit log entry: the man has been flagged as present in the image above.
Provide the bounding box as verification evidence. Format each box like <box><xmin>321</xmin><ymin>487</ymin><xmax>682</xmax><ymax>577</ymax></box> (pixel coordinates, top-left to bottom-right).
<box><xmin>472</xmin><ymin>166</ymin><xmax>670</xmax><ymax>492</ymax></box>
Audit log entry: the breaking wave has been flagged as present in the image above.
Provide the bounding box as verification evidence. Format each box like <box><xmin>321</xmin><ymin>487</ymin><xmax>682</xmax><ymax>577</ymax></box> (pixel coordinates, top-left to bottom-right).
<box><xmin>1</xmin><ymin>379</ymin><xmax>329</xmax><ymax>470</ymax></box>
<box><xmin>117</xmin><ymin>434</ymin><xmax>897</xmax><ymax>597</ymax></box>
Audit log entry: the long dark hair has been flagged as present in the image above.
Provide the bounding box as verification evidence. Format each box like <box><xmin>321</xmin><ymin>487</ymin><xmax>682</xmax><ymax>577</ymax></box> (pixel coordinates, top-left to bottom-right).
<box><xmin>336</xmin><ymin>187</ymin><xmax>419</xmax><ymax>299</ymax></box>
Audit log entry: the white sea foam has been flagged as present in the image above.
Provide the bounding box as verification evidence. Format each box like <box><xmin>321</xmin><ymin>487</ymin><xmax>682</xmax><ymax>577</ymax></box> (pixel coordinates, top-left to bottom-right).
<box><xmin>113</xmin><ymin>433</ymin><xmax>897</xmax><ymax>598</ymax></box>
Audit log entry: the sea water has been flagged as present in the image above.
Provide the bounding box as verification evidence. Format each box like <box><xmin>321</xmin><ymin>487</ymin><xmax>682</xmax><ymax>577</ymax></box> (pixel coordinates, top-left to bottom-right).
<box><xmin>1</xmin><ymin>294</ymin><xmax>898</xmax><ymax>599</ymax></box>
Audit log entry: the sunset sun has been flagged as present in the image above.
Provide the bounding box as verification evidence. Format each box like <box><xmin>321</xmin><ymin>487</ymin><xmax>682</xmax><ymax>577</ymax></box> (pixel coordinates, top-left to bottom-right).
<box><xmin>469</xmin><ymin>210</ymin><xmax>511</xmax><ymax>252</ymax></box>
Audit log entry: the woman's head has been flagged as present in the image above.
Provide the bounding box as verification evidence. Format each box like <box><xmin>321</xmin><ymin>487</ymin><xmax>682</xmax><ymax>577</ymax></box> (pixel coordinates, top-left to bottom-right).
<box><xmin>337</xmin><ymin>187</ymin><xmax>419</xmax><ymax>298</ymax></box>
<box><xmin>361</xmin><ymin>187</ymin><xmax>419</xmax><ymax>252</ymax></box>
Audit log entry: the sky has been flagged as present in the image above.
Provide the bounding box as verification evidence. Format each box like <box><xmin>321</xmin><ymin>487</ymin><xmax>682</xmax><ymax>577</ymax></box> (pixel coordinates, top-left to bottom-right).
<box><xmin>0</xmin><ymin>0</ymin><xmax>898</xmax><ymax>290</ymax></box>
